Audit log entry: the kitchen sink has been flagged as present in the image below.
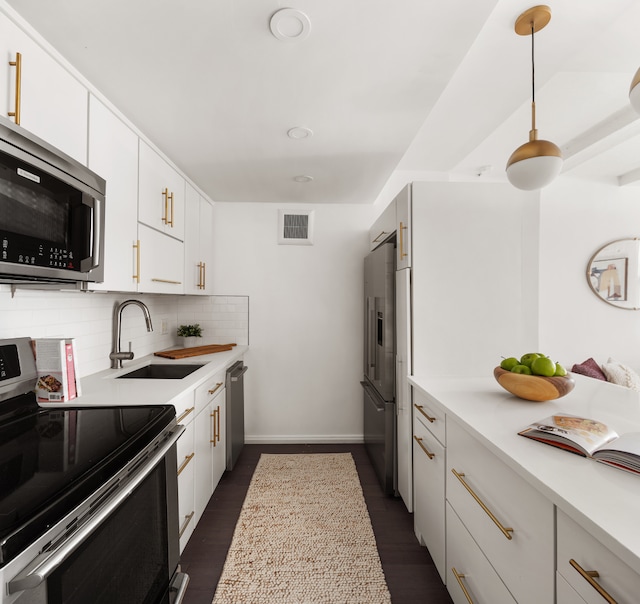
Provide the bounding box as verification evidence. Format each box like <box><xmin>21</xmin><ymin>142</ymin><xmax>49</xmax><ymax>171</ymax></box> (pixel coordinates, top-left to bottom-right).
<box><xmin>116</xmin><ymin>364</ymin><xmax>204</xmax><ymax>380</ymax></box>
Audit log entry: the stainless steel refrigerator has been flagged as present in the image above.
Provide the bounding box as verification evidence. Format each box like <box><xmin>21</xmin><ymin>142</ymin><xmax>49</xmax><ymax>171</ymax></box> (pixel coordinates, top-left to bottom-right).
<box><xmin>361</xmin><ymin>241</ymin><xmax>396</xmax><ymax>494</ymax></box>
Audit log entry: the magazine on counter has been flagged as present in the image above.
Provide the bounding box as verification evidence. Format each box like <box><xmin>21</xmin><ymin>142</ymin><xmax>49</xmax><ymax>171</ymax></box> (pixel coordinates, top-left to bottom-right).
<box><xmin>518</xmin><ymin>413</ymin><xmax>640</xmax><ymax>475</ymax></box>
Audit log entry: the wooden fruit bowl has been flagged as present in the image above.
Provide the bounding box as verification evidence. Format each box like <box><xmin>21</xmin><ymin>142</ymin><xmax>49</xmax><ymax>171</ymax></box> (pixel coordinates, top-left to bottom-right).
<box><xmin>493</xmin><ymin>366</ymin><xmax>575</xmax><ymax>402</ymax></box>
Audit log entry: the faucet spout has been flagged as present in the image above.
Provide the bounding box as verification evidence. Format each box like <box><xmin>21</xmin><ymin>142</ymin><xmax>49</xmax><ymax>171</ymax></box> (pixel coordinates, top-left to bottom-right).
<box><xmin>109</xmin><ymin>299</ymin><xmax>154</xmax><ymax>369</ymax></box>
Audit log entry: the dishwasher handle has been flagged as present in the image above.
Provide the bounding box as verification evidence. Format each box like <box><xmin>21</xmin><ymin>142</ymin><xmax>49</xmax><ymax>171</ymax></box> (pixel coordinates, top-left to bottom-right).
<box><xmin>229</xmin><ymin>363</ymin><xmax>248</xmax><ymax>382</ymax></box>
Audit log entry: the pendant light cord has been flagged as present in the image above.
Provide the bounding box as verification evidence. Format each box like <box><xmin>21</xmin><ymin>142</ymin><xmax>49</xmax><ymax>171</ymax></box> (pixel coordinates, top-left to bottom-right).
<box><xmin>531</xmin><ymin>23</ymin><xmax>535</xmax><ymax>105</ymax></box>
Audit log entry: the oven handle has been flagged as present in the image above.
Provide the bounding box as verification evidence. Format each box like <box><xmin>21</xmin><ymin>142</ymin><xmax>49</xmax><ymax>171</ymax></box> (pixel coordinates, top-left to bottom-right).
<box><xmin>7</xmin><ymin>424</ymin><xmax>184</xmax><ymax>595</ymax></box>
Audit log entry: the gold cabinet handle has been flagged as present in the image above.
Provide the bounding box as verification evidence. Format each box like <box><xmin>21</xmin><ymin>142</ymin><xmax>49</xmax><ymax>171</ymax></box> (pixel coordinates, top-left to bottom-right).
<box><xmin>569</xmin><ymin>559</ymin><xmax>618</xmax><ymax>604</ymax></box>
<box><xmin>133</xmin><ymin>239</ymin><xmax>141</xmax><ymax>283</ymax></box>
<box><xmin>176</xmin><ymin>406</ymin><xmax>195</xmax><ymax>423</ymax></box>
<box><xmin>451</xmin><ymin>469</ymin><xmax>514</xmax><ymax>540</ymax></box>
<box><xmin>197</xmin><ymin>262</ymin><xmax>205</xmax><ymax>289</ymax></box>
<box><xmin>399</xmin><ymin>221</ymin><xmax>408</xmax><ymax>259</ymax></box>
<box><xmin>168</xmin><ymin>191</ymin><xmax>174</xmax><ymax>227</ymax></box>
<box><xmin>151</xmin><ymin>278</ymin><xmax>182</xmax><ymax>284</ymax></box>
<box><xmin>452</xmin><ymin>568</ymin><xmax>474</xmax><ymax>604</ymax></box>
<box><xmin>216</xmin><ymin>404</ymin><xmax>220</xmax><ymax>443</ymax></box>
<box><xmin>414</xmin><ymin>403</ymin><xmax>436</xmax><ymax>423</ymax></box>
<box><xmin>162</xmin><ymin>188</ymin><xmax>169</xmax><ymax>224</ymax></box>
<box><xmin>202</xmin><ymin>262</ymin><xmax>206</xmax><ymax>289</ymax></box>
<box><xmin>210</xmin><ymin>407</ymin><xmax>218</xmax><ymax>445</ymax></box>
<box><xmin>372</xmin><ymin>230</ymin><xmax>389</xmax><ymax>243</ymax></box>
<box><xmin>208</xmin><ymin>382</ymin><xmax>223</xmax><ymax>396</ymax></box>
<box><xmin>177</xmin><ymin>452</ymin><xmax>195</xmax><ymax>476</ymax></box>
<box><xmin>178</xmin><ymin>511</ymin><xmax>195</xmax><ymax>538</ymax></box>
<box><xmin>8</xmin><ymin>52</ymin><xmax>21</xmax><ymax>124</ymax></box>
<box><xmin>413</xmin><ymin>435</ymin><xmax>435</xmax><ymax>459</ymax></box>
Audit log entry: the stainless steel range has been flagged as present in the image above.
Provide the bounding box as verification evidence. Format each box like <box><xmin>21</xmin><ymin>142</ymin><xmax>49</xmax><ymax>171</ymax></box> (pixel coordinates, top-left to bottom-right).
<box><xmin>0</xmin><ymin>338</ymin><xmax>188</xmax><ymax>604</ymax></box>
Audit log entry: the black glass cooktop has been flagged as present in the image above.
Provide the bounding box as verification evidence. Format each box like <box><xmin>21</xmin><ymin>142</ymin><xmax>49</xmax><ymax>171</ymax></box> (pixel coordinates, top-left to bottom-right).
<box><xmin>0</xmin><ymin>394</ymin><xmax>175</xmax><ymax>566</ymax></box>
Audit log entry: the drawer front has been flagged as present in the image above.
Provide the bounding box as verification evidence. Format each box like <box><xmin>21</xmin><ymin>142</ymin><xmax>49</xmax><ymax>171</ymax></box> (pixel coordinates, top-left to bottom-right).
<box><xmin>413</xmin><ymin>416</ymin><xmax>446</xmax><ymax>581</ymax></box>
<box><xmin>173</xmin><ymin>390</ymin><xmax>196</xmax><ymax>426</ymax></box>
<box><xmin>557</xmin><ymin>509</ymin><xmax>640</xmax><ymax>604</ymax></box>
<box><xmin>194</xmin><ymin>369</ymin><xmax>225</xmax><ymax>412</ymax></box>
<box><xmin>413</xmin><ymin>387</ymin><xmax>445</xmax><ymax>444</ymax></box>
<box><xmin>446</xmin><ymin>502</ymin><xmax>517</xmax><ymax>604</ymax></box>
<box><xmin>447</xmin><ymin>420</ymin><xmax>554</xmax><ymax>604</ymax></box>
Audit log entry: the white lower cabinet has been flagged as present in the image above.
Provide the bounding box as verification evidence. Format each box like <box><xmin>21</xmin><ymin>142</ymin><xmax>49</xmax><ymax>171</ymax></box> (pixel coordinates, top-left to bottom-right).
<box><xmin>413</xmin><ymin>401</ymin><xmax>446</xmax><ymax>581</ymax></box>
<box><xmin>557</xmin><ymin>509</ymin><xmax>640</xmax><ymax>604</ymax></box>
<box><xmin>176</xmin><ymin>420</ymin><xmax>196</xmax><ymax>552</ymax></box>
<box><xmin>194</xmin><ymin>372</ymin><xmax>226</xmax><ymax>525</ymax></box>
<box><xmin>446</xmin><ymin>419</ymin><xmax>554</xmax><ymax>604</ymax></box>
<box><xmin>446</xmin><ymin>502</ymin><xmax>516</xmax><ymax>604</ymax></box>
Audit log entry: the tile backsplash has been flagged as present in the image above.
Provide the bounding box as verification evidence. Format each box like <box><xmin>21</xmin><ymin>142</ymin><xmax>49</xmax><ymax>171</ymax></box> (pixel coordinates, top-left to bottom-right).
<box><xmin>0</xmin><ymin>286</ymin><xmax>249</xmax><ymax>377</ymax></box>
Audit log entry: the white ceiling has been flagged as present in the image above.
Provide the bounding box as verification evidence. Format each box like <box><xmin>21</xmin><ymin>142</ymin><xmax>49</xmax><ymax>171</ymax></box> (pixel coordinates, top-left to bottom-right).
<box><xmin>5</xmin><ymin>0</ymin><xmax>640</xmax><ymax>203</ymax></box>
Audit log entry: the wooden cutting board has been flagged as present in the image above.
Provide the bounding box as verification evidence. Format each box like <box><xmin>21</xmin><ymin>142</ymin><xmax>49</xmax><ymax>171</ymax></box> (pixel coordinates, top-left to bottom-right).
<box><xmin>154</xmin><ymin>343</ymin><xmax>237</xmax><ymax>359</ymax></box>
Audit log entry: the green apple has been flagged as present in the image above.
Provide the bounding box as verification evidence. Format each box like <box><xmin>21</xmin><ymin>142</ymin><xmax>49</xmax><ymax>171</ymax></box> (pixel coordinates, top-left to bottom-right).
<box><xmin>554</xmin><ymin>363</ymin><xmax>568</xmax><ymax>377</ymax></box>
<box><xmin>511</xmin><ymin>364</ymin><xmax>532</xmax><ymax>375</ymax></box>
<box><xmin>500</xmin><ymin>357</ymin><xmax>519</xmax><ymax>371</ymax></box>
<box><xmin>520</xmin><ymin>353</ymin><xmax>541</xmax><ymax>368</ymax></box>
<box><xmin>531</xmin><ymin>356</ymin><xmax>556</xmax><ymax>377</ymax></box>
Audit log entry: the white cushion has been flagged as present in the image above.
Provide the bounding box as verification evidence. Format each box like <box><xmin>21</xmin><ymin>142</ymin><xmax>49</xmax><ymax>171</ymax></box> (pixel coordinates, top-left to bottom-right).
<box><xmin>601</xmin><ymin>357</ymin><xmax>640</xmax><ymax>391</ymax></box>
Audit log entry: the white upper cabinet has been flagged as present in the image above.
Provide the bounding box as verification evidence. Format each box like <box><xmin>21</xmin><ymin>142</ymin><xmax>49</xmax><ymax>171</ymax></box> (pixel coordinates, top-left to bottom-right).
<box><xmin>136</xmin><ymin>223</ymin><xmax>184</xmax><ymax>294</ymax></box>
<box><xmin>395</xmin><ymin>184</ymin><xmax>411</xmax><ymax>270</ymax></box>
<box><xmin>184</xmin><ymin>183</ymin><xmax>214</xmax><ymax>295</ymax></box>
<box><xmin>87</xmin><ymin>95</ymin><xmax>138</xmax><ymax>292</ymax></box>
<box><xmin>138</xmin><ymin>140</ymin><xmax>186</xmax><ymax>241</ymax></box>
<box><xmin>0</xmin><ymin>11</ymin><xmax>88</xmax><ymax>163</ymax></box>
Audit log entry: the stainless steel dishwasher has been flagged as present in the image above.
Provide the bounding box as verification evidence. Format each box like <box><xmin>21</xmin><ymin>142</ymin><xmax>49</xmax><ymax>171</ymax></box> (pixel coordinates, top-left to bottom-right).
<box><xmin>226</xmin><ymin>360</ymin><xmax>248</xmax><ymax>470</ymax></box>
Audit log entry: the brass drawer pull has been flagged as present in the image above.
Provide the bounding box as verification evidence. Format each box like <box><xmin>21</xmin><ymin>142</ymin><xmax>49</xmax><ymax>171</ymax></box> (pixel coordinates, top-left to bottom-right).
<box><xmin>176</xmin><ymin>406</ymin><xmax>195</xmax><ymax>423</ymax></box>
<box><xmin>151</xmin><ymin>278</ymin><xmax>182</xmax><ymax>284</ymax></box>
<box><xmin>133</xmin><ymin>240</ymin><xmax>141</xmax><ymax>283</ymax></box>
<box><xmin>414</xmin><ymin>403</ymin><xmax>436</xmax><ymax>423</ymax></box>
<box><xmin>162</xmin><ymin>188</ymin><xmax>169</xmax><ymax>224</ymax></box>
<box><xmin>452</xmin><ymin>568</ymin><xmax>474</xmax><ymax>604</ymax></box>
<box><xmin>177</xmin><ymin>452</ymin><xmax>195</xmax><ymax>476</ymax></box>
<box><xmin>178</xmin><ymin>511</ymin><xmax>195</xmax><ymax>538</ymax></box>
<box><xmin>570</xmin><ymin>559</ymin><xmax>618</xmax><ymax>604</ymax></box>
<box><xmin>451</xmin><ymin>469</ymin><xmax>514</xmax><ymax>540</ymax></box>
<box><xmin>208</xmin><ymin>382</ymin><xmax>223</xmax><ymax>396</ymax></box>
<box><xmin>210</xmin><ymin>406</ymin><xmax>221</xmax><ymax>445</ymax></box>
<box><xmin>8</xmin><ymin>52</ymin><xmax>21</xmax><ymax>124</ymax></box>
<box><xmin>399</xmin><ymin>221</ymin><xmax>408</xmax><ymax>259</ymax></box>
<box><xmin>413</xmin><ymin>435</ymin><xmax>435</xmax><ymax>459</ymax></box>
<box><xmin>372</xmin><ymin>230</ymin><xmax>389</xmax><ymax>243</ymax></box>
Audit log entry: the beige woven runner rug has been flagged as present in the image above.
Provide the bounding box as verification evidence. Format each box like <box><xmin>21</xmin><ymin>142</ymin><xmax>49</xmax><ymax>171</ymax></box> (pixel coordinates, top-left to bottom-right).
<box><xmin>212</xmin><ymin>453</ymin><xmax>391</xmax><ymax>604</ymax></box>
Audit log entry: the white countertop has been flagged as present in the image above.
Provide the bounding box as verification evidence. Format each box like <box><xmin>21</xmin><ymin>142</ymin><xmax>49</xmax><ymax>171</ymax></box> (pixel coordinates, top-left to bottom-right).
<box><xmin>39</xmin><ymin>345</ymin><xmax>248</xmax><ymax>408</ymax></box>
<box><xmin>409</xmin><ymin>372</ymin><xmax>640</xmax><ymax>575</ymax></box>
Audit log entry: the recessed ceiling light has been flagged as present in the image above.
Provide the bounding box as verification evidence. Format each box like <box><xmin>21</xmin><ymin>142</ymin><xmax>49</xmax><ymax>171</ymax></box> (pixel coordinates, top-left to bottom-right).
<box><xmin>287</xmin><ymin>127</ymin><xmax>313</xmax><ymax>139</ymax></box>
<box><xmin>293</xmin><ymin>175</ymin><xmax>313</xmax><ymax>183</ymax></box>
<box><xmin>269</xmin><ymin>8</ymin><xmax>311</xmax><ymax>42</ymax></box>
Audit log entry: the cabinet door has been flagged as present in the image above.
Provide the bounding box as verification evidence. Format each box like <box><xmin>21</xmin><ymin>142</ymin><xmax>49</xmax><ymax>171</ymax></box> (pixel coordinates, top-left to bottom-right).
<box><xmin>211</xmin><ymin>389</ymin><xmax>226</xmax><ymax>489</ymax></box>
<box><xmin>413</xmin><ymin>414</ymin><xmax>445</xmax><ymax>581</ymax></box>
<box><xmin>0</xmin><ymin>12</ymin><xmax>88</xmax><ymax>162</ymax></box>
<box><xmin>184</xmin><ymin>184</ymin><xmax>214</xmax><ymax>295</ymax></box>
<box><xmin>194</xmin><ymin>400</ymin><xmax>214</xmax><ymax>525</ymax></box>
<box><xmin>176</xmin><ymin>420</ymin><xmax>196</xmax><ymax>552</ymax></box>
<box><xmin>396</xmin><ymin>268</ymin><xmax>412</xmax><ymax>511</ymax></box>
<box><xmin>136</xmin><ymin>223</ymin><xmax>184</xmax><ymax>294</ymax></box>
<box><xmin>138</xmin><ymin>140</ymin><xmax>185</xmax><ymax>240</ymax></box>
<box><xmin>396</xmin><ymin>184</ymin><xmax>411</xmax><ymax>269</ymax></box>
<box><xmin>87</xmin><ymin>95</ymin><xmax>138</xmax><ymax>292</ymax></box>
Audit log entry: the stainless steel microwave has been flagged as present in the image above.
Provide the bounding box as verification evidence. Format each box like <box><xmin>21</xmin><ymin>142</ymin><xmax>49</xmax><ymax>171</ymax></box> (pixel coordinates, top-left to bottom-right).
<box><xmin>0</xmin><ymin>117</ymin><xmax>105</xmax><ymax>286</ymax></box>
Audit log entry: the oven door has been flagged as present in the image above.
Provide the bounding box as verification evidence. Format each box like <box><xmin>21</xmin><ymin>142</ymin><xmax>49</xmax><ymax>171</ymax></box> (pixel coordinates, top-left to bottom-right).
<box><xmin>5</xmin><ymin>425</ymin><xmax>187</xmax><ymax>604</ymax></box>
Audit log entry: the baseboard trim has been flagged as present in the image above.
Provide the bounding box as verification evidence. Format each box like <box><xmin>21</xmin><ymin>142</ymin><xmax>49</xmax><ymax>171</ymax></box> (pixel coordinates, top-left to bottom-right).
<box><xmin>245</xmin><ymin>434</ymin><xmax>364</xmax><ymax>444</ymax></box>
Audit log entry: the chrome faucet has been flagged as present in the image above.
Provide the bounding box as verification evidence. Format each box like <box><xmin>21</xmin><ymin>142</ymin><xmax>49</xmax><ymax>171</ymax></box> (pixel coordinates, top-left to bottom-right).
<box><xmin>109</xmin><ymin>299</ymin><xmax>153</xmax><ymax>369</ymax></box>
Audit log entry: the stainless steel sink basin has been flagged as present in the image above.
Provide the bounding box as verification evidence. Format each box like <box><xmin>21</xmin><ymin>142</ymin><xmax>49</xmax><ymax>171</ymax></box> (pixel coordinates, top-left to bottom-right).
<box><xmin>116</xmin><ymin>364</ymin><xmax>204</xmax><ymax>380</ymax></box>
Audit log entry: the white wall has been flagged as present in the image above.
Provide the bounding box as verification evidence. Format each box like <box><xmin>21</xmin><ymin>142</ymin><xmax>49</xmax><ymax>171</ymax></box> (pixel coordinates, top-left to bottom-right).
<box><xmin>539</xmin><ymin>177</ymin><xmax>640</xmax><ymax>371</ymax></box>
<box><xmin>211</xmin><ymin>202</ymin><xmax>373</xmax><ymax>443</ymax></box>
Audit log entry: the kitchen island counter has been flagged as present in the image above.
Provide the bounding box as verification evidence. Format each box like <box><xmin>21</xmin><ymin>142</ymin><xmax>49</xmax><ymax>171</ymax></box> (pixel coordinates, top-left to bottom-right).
<box><xmin>409</xmin><ymin>372</ymin><xmax>640</xmax><ymax>577</ymax></box>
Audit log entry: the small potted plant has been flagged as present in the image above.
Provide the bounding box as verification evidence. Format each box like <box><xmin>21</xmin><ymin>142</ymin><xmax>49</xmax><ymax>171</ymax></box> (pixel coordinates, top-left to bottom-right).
<box><xmin>177</xmin><ymin>323</ymin><xmax>203</xmax><ymax>348</ymax></box>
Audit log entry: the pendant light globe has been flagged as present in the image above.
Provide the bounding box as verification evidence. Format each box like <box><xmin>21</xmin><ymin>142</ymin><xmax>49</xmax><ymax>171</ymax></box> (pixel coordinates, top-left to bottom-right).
<box><xmin>630</xmin><ymin>67</ymin><xmax>640</xmax><ymax>114</ymax></box>
<box><xmin>505</xmin><ymin>5</ymin><xmax>562</xmax><ymax>191</ymax></box>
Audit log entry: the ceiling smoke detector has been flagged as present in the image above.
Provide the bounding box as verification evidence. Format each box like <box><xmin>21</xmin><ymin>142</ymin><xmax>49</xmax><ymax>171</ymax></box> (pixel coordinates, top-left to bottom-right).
<box><xmin>269</xmin><ymin>8</ymin><xmax>311</xmax><ymax>42</ymax></box>
<box><xmin>287</xmin><ymin>127</ymin><xmax>313</xmax><ymax>139</ymax></box>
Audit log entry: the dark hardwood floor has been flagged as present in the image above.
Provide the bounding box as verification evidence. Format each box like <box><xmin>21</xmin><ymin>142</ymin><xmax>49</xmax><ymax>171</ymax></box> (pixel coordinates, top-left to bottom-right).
<box><xmin>179</xmin><ymin>444</ymin><xmax>453</xmax><ymax>604</ymax></box>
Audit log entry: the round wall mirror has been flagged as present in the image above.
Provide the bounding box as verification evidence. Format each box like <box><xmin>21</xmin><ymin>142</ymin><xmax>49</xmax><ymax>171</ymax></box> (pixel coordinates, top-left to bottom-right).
<box><xmin>587</xmin><ymin>238</ymin><xmax>640</xmax><ymax>310</ymax></box>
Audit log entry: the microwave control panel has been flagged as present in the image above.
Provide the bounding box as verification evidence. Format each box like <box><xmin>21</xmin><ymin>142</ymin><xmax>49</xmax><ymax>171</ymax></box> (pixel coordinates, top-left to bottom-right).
<box><xmin>1</xmin><ymin>232</ymin><xmax>77</xmax><ymax>271</ymax></box>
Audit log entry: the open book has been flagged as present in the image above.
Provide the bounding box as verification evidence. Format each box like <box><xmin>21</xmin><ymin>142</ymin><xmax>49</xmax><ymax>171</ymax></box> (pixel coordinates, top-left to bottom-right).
<box><xmin>518</xmin><ymin>413</ymin><xmax>640</xmax><ymax>475</ymax></box>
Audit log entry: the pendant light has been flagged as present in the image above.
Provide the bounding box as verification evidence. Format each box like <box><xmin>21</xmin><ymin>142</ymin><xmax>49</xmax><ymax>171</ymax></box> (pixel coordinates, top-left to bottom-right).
<box><xmin>506</xmin><ymin>5</ymin><xmax>562</xmax><ymax>191</ymax></box>
<box><xmin>630</xmin><ymin>67</ymin><xmax>640</xmax><ymax>114</ymax></box>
